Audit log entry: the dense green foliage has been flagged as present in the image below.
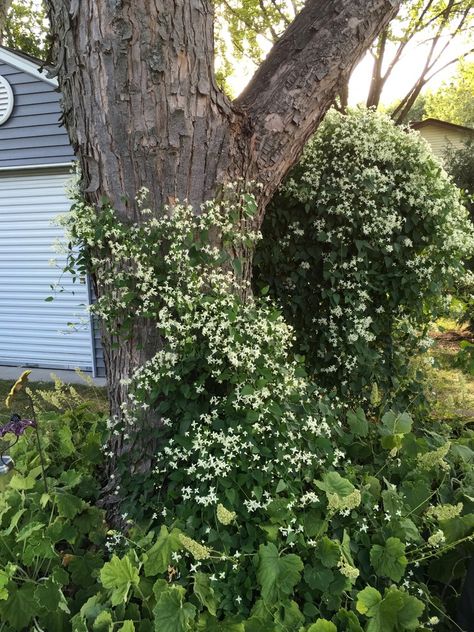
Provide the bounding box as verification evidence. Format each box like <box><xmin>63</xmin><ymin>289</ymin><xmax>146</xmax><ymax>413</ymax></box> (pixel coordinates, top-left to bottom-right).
<box><xmin>0</xmin><ymin>382</ymin><xmax>108</xmax><ymax>630</ymax></box>
<box><xmin>2</xmin><ymin>0</ymin><xmax>48</xmax><ymax>58</ymax></box>
<box><xmin>0</xmin><ymin>187</ymin><xmax>458</xmax><ymax>630</ymax></box>
<box><xmin>2</xmin><ymin>372</ymin><xmax>474</xmax><ymax>630</ymax></box>
<box><xmin>425</xmin><ymin>62</ymin><xmax>474</xmax><ymax>130</ymax></box>
<box><xmin>254</xmin><ymin>109</ymin><xmax>474</xmax><ymax>404</ymax></box>
<box><xmin>444</xmin><ymin>139</ymin><xmax>474</xmax><ymax>215</ymax></box>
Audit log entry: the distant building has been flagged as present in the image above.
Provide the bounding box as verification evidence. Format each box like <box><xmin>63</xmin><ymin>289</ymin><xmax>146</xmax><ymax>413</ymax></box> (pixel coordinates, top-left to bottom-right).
<box><xmin>411</xmin><ymin>118</ymin><xmax>474</xmax><ymax>161</ymax></box>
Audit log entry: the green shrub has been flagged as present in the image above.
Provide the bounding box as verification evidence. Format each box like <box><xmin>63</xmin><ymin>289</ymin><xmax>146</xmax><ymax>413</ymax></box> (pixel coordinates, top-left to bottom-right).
<box><xmin>254</xmin><ymin>109</ymin><xmax>474</xmax><ymax>405</ymax></box>
<box><xmin>0</xmin><ymin>381</ymin><xmax>108</xmax><ymax>630</ymax></box>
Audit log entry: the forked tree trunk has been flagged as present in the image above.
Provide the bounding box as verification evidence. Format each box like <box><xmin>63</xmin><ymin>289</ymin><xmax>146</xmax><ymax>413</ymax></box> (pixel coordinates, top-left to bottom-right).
<box><xmin>43</xmin><ymin>0</ymin><xmax>400</xmax><ymax>474</ymax></box>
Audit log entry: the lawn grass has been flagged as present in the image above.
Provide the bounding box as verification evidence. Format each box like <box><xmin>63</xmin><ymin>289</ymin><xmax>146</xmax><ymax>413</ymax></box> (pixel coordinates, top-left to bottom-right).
<box><xmin>0</xmin><ymin>372</ymin><xmax>108</xmax><ymax>420</ymax></box>
<box><xmin>424</xmin><ymin>318</ymin><xmax>474</xmax><ymax>423</ymax></box>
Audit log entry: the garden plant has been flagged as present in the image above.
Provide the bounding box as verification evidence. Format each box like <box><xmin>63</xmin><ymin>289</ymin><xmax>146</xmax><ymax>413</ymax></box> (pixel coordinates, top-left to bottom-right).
<box><xmin>255</xmin><ymin>109</ymin><xmax>474</xmax><ymax>407</ymax></box>
<box><xmin>0</xmin><ymin>112</ymin><xmax>473</xmax><ymax>631</ymax></box>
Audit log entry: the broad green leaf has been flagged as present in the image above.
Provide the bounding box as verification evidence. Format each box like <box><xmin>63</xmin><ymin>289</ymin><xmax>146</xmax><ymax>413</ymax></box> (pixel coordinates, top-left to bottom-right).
<box><xmin>380</xmin><ymin>411</ymin><xmax>412</xmax><ymax>436</ymax></box>
<box><xmin>257</xmin><ymin>543</ymin><xmax>303</xmax><ymax>603</ymax></box>
<box><xmin>35</xmin><ymin>577</ymin><xmax>70</xmax><ymax>613</ymax></box>
<box><xmin>315</xmin><ymin>472</ymin><xmax>355</xmax><ymax>497</ymax></box>
<box><xmin>396</xmin><ymin>592</ymin><xmax>425</xmax><ymax>629</ymax></box>
<box><xmin>332</xmin><ymin>609</ymin><xmax>364</xmax><ymax>632</ymax></box>
<box><xmin>194</xmin><ymin>572</ymin><xmax>217</xmax><ymax>616</ymax></box>
<box><xmin>56</xmin><ymin>491</ymin><xmax>86</xmax><ymax>519</ymax></box>
<box><xmin>357</xmin><ymin>586</ymin><xmax>423</xmax><ymax>632</ymax></box>
<box><xmin>57</xmin><ymin>424</ymin><xmax>75</xmax><ymax>457</ymax></box>
<box><xmin>79</xmin><ymin>594</ymin><xmax>107</xmax><ymax>621</ymax></box>
<box><xmin>275</xmin><ymin>600</ymin><xmax>305</xmax><ymax>630</ymax></box>
<box><xmin>16</xmin><ymin>521</ymin><xmax>44</xmax><ymax>542</ymax></box>
<box><xmin>100</xmin><ymin>554</ymin><xmax>140</xmax><ymax>606</ymax></box>
<box><xmin>370</xmin><ymin>537</ymin><xmax>407</xmax><ymax>582</ymax></box>
<box><xmin>0</xmin><ymin>582</ymin><xmax>36</xmax><ymax>629</ymax></box>
<box><xmin>356</xmin><ymin>587</ymin><xmax>382</xmax><ymax>616</ymax></box>
<box><xmin>153</xmin><ymin>585</ymin><xmax>196</xmax><ymax>632</ymax></box>
<box><xmin>117</xmin><ymin>622</ymin><xmax>135</xmax><ymax>632</ymax></box>
<box><xmin>143</xmin><ymin>525</ymin><xmax>182</xmax><ymax>576</ymax></box>
<box><xmin>197</xmin><ymin>612</ymin><xmax>245</xmax><ymax>631</ymax></box>
<box><xmin>93</xmin><ymin>610</ymin><xmax>114</xmax><ymax>632</ymax></box>
<box><xmin>304</xmin><ymin>564</ymin><xmax>333</xmax><ymax>591</ymax></box>
<box><xmin>8</xmin><ymin>470</ymin><xmax>40</xmax><ymax>490</ymax></box>
<box><xmin>441</xmin><ymin>514</ymin><xmax>474</xmax><ymax>544</ymax></box>
<box><xmin>308</xmin><ymin>619</ymin><xmax>337</xmax><ymax>632</ymax></box>
<box><xmin>347</xmin><ymin>408</ymin><xmax>368</xmax><ymax>437</ymax></box>
<box><xmin>71</xmin><ymin>613</ymin><xmax>89</xmax><ymax>632</ymax></box>
<box><xmin>318</xmin><ymin>536</ymin><xmax>340</xmax><ymax>568</ymax></box>
<box><xmin>1</xmin><ymin>508</ymin><xmax>26</xmax><ymax>535</ymax></box>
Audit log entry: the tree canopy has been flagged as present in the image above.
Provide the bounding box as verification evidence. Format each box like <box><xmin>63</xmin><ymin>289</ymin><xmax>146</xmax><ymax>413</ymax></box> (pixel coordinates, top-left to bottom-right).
<box><xmin>424</xmin><ymin>61</ymin><xmax>474</xmax><ymax>128</ymax></box>
<box><xmin>0</xmin><ymin>0</ymin><xmax>48</xmax><ymax>58</ymax></box>
<box><xmin>214</xmin><ymin>0</ymin><xmax>473</xmax><ymax>119</ymax></box>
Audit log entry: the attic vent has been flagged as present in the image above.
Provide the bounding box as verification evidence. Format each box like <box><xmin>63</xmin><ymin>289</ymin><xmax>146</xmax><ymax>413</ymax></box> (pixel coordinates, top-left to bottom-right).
<box><xmin>0</xmin><ymin>76</ymin><xmax>14</xmax><ymax>126</ymax></box>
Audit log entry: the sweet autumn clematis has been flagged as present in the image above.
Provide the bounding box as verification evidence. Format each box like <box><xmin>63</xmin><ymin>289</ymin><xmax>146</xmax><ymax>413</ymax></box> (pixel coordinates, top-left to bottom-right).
<box><xmin>5</xmin><ymin>370</ymin><xmax>32</xmax><ymax>408</ymax></box>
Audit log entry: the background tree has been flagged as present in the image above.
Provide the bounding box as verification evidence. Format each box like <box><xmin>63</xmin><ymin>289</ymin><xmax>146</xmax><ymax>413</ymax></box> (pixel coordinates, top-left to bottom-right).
<box><xmin>215</xmin><ymin>0</ymin><xmax>473</xmax><ymax>120</ymax></box>
<box><xmin>424</xmin><ymin>61</ymin><xmax>474</xmax><ymax>128</ymax></box>
<box><xmin>370</xmin><ymin>0</ymin><xmax>473</xmax><ymax>121</ymax></box>
<box><xmin>1</xmin><ymin>0</ymin><xmax>48</xmax><ymax>58</ymax></box>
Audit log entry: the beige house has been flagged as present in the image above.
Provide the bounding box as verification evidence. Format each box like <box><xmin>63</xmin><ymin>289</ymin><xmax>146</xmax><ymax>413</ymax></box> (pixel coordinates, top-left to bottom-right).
<box><xmin>411</xmin><ymin>118</ymin><xmax>474</xmax><ymax>161</ymax></box>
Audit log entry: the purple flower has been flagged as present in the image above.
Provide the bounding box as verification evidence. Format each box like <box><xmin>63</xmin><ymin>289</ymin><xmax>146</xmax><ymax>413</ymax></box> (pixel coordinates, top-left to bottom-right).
<box><xmin>0</xmin><ymin>414</ymin><xmax>37</xmax><ymax>438</ymax></box>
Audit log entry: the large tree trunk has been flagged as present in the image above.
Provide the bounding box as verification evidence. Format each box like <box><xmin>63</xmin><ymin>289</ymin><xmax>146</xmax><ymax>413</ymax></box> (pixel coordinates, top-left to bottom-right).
<box><xmin>44</xmin><ymin>0</ymin><xmax>400</xmax><ymax>476</ymax></box>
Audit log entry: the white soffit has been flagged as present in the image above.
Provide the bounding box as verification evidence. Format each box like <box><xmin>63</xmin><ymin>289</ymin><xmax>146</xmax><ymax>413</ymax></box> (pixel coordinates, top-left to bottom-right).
<box><xmin>0</xmin><ymin>47</ymin><xmax>58</xmax><ymax>87</ymax></box>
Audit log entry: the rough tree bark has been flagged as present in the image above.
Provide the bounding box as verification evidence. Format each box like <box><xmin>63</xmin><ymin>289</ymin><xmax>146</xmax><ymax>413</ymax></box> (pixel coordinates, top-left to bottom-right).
<box><xmin>43</xmin><ymin>0</ymin><xmax>400</xmax><ymax>471</ymax></box>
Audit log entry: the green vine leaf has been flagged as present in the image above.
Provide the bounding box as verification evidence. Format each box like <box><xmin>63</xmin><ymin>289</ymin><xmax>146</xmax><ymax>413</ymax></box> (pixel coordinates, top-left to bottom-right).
<box><xmin>99</xmin><ymin>554</ymin><xmax>140</xmax><ymax>606</ymax></box>
<box><xmin>307</xmin><ymin>620</ymin><xmax>337</xmax><ymax>632</ymax></box>
<box><xmin>370</xmin><ymin>537</ymin><xmax>407</xmax><ymax>582</ymax></box>
<box><xmin>257</xmin><ymin>543</ymin><xmax>303</xmax><ymax>603</ymax></box>
<box><xmin>153</xmin><ymin>586</ymin><xmax>196</xmax><ymax>632</ymax></box>
<box><xmin>315</xmin><ymin>472</ymin><xmax>355</xmax><ymax>497</ymax></box>
<box><xmin>194</xmin><ymin>572</ymin><xmax>217</xmax><ymax>616</ymax></box>
<box><xmin>144</xmin><ymin>525</ymin><xmax>182</xmax><ymax>576</ymax></box>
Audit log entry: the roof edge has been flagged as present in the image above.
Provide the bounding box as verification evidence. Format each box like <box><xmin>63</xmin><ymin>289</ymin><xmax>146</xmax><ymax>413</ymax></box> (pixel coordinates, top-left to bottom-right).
<box><xmin>411</xmin><ymin>118</ymin><xmax>474</xmax><ymax>134</ymax></box>
<box><xmin>0</xmin><ymin>46</ymin><xmax>58</xmax><ymax>87</ymax></box>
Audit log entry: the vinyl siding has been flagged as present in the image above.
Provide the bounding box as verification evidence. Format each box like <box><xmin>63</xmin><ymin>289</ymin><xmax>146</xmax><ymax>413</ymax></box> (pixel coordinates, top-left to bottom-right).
<box><xmin>0</xmin><ymin>170</ymin><xmax>93</xmax><ymax>370</ymax></box>
<box><xmin>0</xmin><ymin>61</ymin><xmax>74</xmax><ymax>168</ymax></box>
<box><xmin>417</xmin><ymin>125</ymin><xmax>472</xmax><ymax>161</ymax></box>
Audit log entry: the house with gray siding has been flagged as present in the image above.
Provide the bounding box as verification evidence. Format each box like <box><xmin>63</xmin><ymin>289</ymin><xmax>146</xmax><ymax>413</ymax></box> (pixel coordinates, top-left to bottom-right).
<box><xmin>0</xmin><ymin>46</ymin><xmax>104</xmax><ymax>377</ymax></box>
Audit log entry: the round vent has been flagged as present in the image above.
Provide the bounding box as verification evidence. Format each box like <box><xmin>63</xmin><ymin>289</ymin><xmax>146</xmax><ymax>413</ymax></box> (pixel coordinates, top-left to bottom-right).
<box><xmin>0</xmin><ymin>75</ymin><xmax>14</xmax><ymax>126</ymax></box>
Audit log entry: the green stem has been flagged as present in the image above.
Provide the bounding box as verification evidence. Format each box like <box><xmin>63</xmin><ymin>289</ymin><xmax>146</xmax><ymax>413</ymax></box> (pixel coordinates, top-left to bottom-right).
<box><xmin>34</xmin><ymin>425</ymin><xmax>49</xmax><ymax>495</ymax></box>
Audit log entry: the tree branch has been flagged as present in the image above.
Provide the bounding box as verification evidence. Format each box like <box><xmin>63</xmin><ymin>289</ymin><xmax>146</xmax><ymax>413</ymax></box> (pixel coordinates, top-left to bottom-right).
<box><xmin>235</xmin><ymin>0</ymin><xmax>400</xmax><ymax>202</ymax></box>
<box><xmin>424</xmin><ymin>46</ymin><xmax>474</xmax><ymax>83</ymax></box>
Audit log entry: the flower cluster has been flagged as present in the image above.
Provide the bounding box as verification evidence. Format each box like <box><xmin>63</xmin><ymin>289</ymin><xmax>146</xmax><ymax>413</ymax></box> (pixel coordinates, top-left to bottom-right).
<box><xmin>255</xmin><ymin>108</ymin><xmax>474</xmax><ymax>404</ymax></box>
